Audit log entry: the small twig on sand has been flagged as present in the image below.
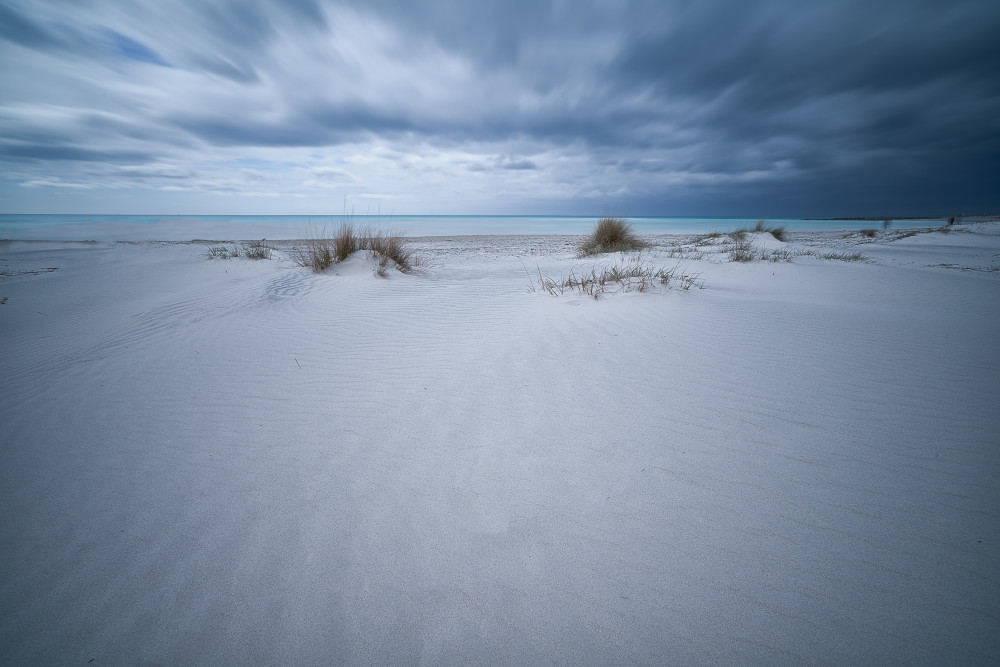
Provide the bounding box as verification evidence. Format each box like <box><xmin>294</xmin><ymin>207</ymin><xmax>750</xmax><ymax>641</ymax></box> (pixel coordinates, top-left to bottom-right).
<box><xmin>294</xmin><ymin>357</ymin><xmax>302</xmax><ymax>369</ymax></box>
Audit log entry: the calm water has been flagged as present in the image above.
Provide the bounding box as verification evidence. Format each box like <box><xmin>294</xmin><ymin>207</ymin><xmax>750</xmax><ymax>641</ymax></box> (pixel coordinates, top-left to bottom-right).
<box><xmin>0</xmin><ymin>214</ymin><xmax>947</xmax><ymax>241</ymax></box>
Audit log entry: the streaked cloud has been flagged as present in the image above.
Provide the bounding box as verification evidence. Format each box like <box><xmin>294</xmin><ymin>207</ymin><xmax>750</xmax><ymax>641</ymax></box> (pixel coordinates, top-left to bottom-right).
<box><xmin>0</xmin><ymin>0</ymin><xmax>997</xmax><ymax>215</ymax></box>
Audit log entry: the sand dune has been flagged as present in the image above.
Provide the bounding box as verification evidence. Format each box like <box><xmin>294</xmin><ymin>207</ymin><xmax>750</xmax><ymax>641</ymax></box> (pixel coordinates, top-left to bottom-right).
<box><xmin>1</xmin><ymin>225</ymin><xmax>998</xmax><ymax>664</ymax></box>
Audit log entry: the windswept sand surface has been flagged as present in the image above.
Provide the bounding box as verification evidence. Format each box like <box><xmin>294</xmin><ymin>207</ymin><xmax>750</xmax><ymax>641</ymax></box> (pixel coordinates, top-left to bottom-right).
<box><xmin>2</xmin><ymin>225</ymin><xmax>999</xmax><ymax>664</ymax></box>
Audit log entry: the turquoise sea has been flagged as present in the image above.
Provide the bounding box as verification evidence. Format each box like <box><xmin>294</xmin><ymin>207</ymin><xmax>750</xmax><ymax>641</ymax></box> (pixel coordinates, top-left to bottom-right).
<box><xmin>0</xmin><ymin>214</ymin><xmax>946</xmax><ymax>242</ymax></box>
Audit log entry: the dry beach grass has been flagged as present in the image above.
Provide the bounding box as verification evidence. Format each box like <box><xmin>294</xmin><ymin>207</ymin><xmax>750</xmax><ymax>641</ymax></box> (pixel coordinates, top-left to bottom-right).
<box><xmin>290</xmin><ymin>222</ymin><xmax>414</xmax><ymax>274</ymax></box>
<box><xmin>579</xmin><ymin>216</ymin><xmax>648</xmax><ymax>256</ymax></box>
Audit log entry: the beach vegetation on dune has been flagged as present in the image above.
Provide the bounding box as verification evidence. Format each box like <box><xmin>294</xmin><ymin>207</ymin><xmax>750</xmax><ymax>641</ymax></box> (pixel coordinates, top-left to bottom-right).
<box><xmin>204</xmin><ymin>245</ymin><xmax>237</xmax><ymax>259</ymax></box>
<box><xmin>333</xmin><ymin>222</ymin><xmax>360</xmax><ymax>263</ymax></box>
<box><xmin>664</xmin><ymin>245</ymin><xmax>706</xmax><ymax>260</ymax></box>
<box><xmin>241</xmin><ymin>239</ymin><xmax>273</xmax><ymax>260</ymax></box>
<box><xmin>579</xmin><ymin>216</ymin><xmax>648</xmax><ymax>256</ymax></box>
<box><xmin>291</xmin><ymin>223</ymin><xmax>413</xmax><ymax>274</ymax></box>
<box><xmin>728</xmin><ymin>219</ymin><xmax>786</xmax><ymax>242</ymax></box>
<box><xmin>766</xmin><ymin>247</ymin><xmax>795</xmax><ymax>262</ymax></box>
<box><xmin>722</xmin><ymin>219</ymin><xmax>793</xmax><ymax>262</ymax></box>
<box><xmin>734</xmin><ymin>218</ymin><xmax>787</xmax><ymax>241</ymax></box>
<box><xmin>365</xmin><ymin>228</ymin><xmax>413</xmax><ymax>275</ymax></box>
<box><xmin>728</xmin><ymin>235</ymin><xmax>758</xmax><ymax>262</ymax></box>
<box><xmin>756</xmin><ymin>218</ymin><xmax>786</xmax><ymax>241</ymax></box>
<box><xmin>818</xmin><ymin>251</ymin><xmax>869</xmax><ymax>262</ymax></box>
<box><xmin>203</xmin><ymin>240</ymin><xmax>273</xmax><ymax>260</ymax></box>
<box><xmin>693</xmin><ymin>231</ymin><xmax>724</xmax><ymax>245</ymax></box>
<box><xmin>529</xmin><ymin>255</ymin><xmax>702</xmax><ymax>298</ymax></box>
<box><xmin>292</xmin><ymin>235</ymin><xmax>335</xmax><ymax>271</ymax></box>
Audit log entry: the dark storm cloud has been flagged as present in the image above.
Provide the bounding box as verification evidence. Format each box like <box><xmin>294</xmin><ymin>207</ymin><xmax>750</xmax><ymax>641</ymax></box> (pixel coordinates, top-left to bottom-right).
<box><xmin>0</xmin><ymin>1</ymin><xmax>101</xmax><ymax>57</ymax></box>
<box><xmin>607</xmin><ymin>1</ymin><xmax>1000</xmax><ymax>158</ymax></box>
<box><xmin>0</xmin><ymin>142</ymin><xmax>156</xmax><ymax>163</ymax></box>
<box><xmin>1</xmin><ymin>0</ymin><xmax>998</xmax><ymax>214</ymax></box>
<box><xmin>169</xmin><ymin>102</ymin><xmax>423</xmax><ymax>147</ymax></box>
<box><xmin>170</xmin><ymin>114</ymin><xmax>328</xmax><ymax>147</ymax></box>
<box><xmin>0</xmin><ymin>2</ymin><xmax>58</xmax><ymax>50</ymax></box>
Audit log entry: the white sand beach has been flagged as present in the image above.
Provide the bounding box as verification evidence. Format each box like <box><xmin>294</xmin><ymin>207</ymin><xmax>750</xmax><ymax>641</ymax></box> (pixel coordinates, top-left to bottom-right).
<box><xmin>1</xmin><ymin>224</ymin><xmax>998</xmax><ymax>663</ymax></box>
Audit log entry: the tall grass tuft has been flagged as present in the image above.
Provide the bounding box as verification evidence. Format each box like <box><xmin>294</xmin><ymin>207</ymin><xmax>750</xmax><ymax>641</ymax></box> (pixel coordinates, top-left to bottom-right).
<box><xmin>365</xmin><ymin>229</ymin><xmax>413</xmax><ymax>274</ymax></box>
<box><xmin>750</xmin><ymin>218</ymin><xmax>786</xmax><ymax>241</ymax></box>
<box><xmin>579</xmin><ymin>216</ymin><xmax>647</xmax><ymax>256</ymax></box>
<box><xmin>291</xmin><ymin>223</ymin><xmax>413</xmax><ymax>274</ymax></box>
<box><xmin>290</xmin><ymin>233</ymin><xmax>335</xmax><ymax>272</ymax></box>
<box><xmin>333</xmin><ymin>223</ymin><xmax>360</xmax><ymax>263</ymax></box>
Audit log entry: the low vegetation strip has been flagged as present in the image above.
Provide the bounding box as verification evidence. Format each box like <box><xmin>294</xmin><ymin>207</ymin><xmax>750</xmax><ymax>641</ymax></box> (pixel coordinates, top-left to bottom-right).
<box><xmin>818</xmin><ymin>251</ymin><xmax>869</xmax><ymax>262</ymax></box>
<box><xmin>529</xmin><ymin>256</ymin><xmax>702</xmax><ymax>298</ymax></box>
<box><xmin>203</xmin><ymin>239</ymin><xmax>274</xmax><ymax>260</ymax></box>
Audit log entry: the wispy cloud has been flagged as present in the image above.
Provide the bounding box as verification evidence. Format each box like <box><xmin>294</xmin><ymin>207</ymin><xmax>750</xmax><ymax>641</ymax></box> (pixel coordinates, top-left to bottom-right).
<box><xmin>1</xmin><ymin>0</ymin><xmax>997</xmax><ymax>215</ymax></box>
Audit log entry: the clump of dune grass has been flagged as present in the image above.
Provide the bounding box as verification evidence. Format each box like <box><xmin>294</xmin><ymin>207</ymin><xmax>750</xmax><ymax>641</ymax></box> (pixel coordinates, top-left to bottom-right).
<box><xmin>290</xmin><ymin>233</ymin><xmax>335</xmax><ymax>272</ymax></box>
<box><xmin>291</xmin><ymin>223</ymin><xmax>413</xmax><ymax>275</ymax></box>
<box><xmin>729</xmin><ymin>219</ymin><xmax>786</xmax><ymax>242</ymax></box>
<box><xmin>365</xmin><ymin>229</ymin><xmax>413</xmax><ymax>275</ymax></box>
<box><xmin>860</xmin><ymin>229</ymin><xmax>878</xmax><ymax>238</ymax></box>
<box><xmin>579</xmin><ymin>216</ymin><xmax>648</xmax><ymax>256</ymax></box>
<box><xmin>723</xmin><ymin>218</ymin><xmax>792</xmax><ymax>262</ymax></box>
<box><xmin>240</xmin><ymin>239</ymin><xmax>273</xmax><ymax>260</ymax></box>
<box><xmin>330</xmin><ymin>222</ymin><xmax>359</xmax><ymax>263</ymax></box>
<box><xmin>204</xmin><ymin>240</ymin><xmax>273</xmax><ymax>260</ymax></box>
<box><xmin>750</xmin><ymin>218</ymin><xmax>787</xmax><ymax>241</ymax></box>
<box><xmin>204</xmin><ymin>245</ymin><xmax>237</xmax><ymax>259</ymax></box>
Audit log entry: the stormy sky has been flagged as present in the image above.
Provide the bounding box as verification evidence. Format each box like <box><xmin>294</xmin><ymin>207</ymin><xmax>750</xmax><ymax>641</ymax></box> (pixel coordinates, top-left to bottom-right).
<box><xmin>1</xmin><ymin>0</ymin><xmax>998</xmax><ymax>216</ymax></box>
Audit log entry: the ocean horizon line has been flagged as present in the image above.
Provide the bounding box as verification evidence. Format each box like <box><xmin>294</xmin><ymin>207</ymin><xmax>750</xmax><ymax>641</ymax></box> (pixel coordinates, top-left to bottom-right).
<box><xmin>0</xmin><ymin>212</ymin><xmax>975</xmax><ymax>242</ymax></box>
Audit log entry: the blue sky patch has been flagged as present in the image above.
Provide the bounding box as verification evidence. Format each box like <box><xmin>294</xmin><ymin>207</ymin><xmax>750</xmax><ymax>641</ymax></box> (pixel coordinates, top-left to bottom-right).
<box><xmin>105</xmin><ymin>30</ymin><xmax>169</xmax><ymax>67</ymax></box>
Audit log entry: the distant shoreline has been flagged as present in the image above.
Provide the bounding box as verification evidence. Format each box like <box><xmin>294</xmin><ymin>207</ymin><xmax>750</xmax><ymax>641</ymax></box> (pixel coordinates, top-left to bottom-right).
<box><xmin>3</xmin><ymin>214</ymin><xmax>997</xmax><ymax>243</ymax></box>
<box><xmin>807</xmin><ymin>214</ymin><xmax>998</xmax><ymax>221</ymax></box>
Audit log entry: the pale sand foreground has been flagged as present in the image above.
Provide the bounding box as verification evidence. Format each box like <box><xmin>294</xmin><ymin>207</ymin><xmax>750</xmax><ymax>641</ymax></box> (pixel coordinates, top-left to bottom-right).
<box><xmin>1</xmin><ymin>225</ymin><xmax>998</xmax><ymax>664</ymax></box>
